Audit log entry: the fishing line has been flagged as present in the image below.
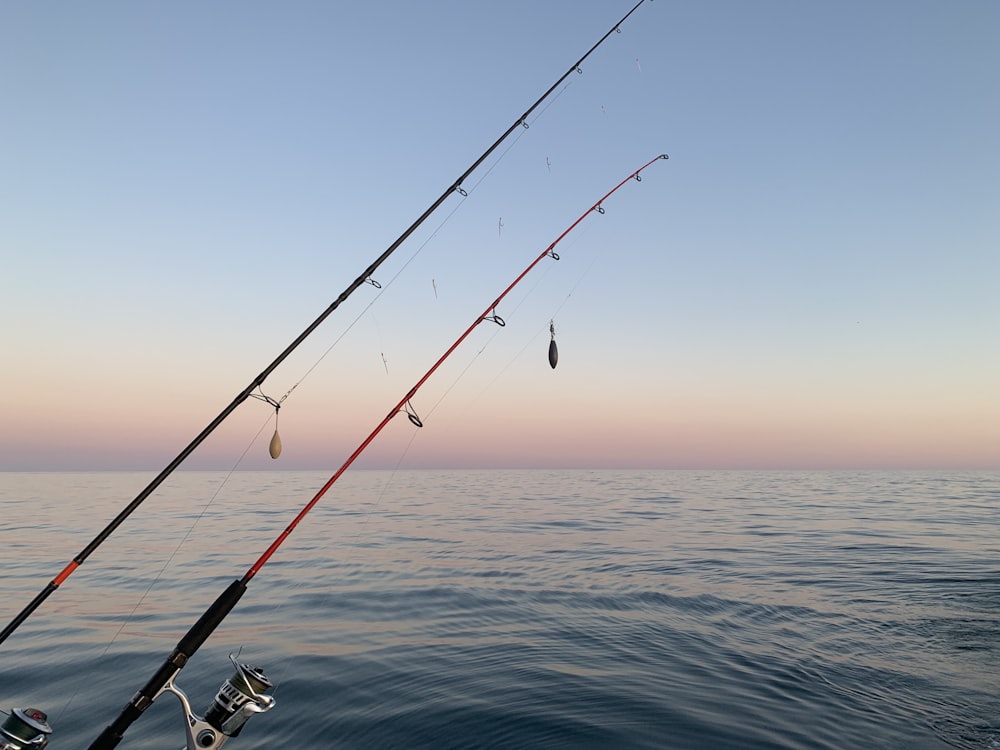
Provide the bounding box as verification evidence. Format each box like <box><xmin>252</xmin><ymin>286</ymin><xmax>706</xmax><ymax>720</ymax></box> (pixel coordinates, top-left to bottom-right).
<box><xmin>228</xmin><ymin>79</ymin><xmax>574</xmax><ymax>422</ymax></box>
<box><xmin>457</xmin><ymin>236</ymin><xmax>578</xmax><ymax>406</ymax></box>
<box><xmin>428</xmin><ymin>173</ymin><xmax>636</xmax><ymax>424</ymax></box>
<box><xmin>269</xmin><ymin>115</ymin><xmax>537</xmax><ymax>408</ymax></box>
<box><xmin>65</xmin><ymin>405</ymin><xmax>282</xmax><ymax>716</ymax></box>
<box><xmin>52</xmin><ymin>427</ymin><xmax>269</xmax><ymax>727</ymax></box>
<box><xmin>365</xmin><ymin>161</ymin><xmax>645</xmax><ymax>436</ymax></box>
<box><xmin>488</xmin><ymin>252</ymin><xmax>606</xmax><ymax>385</ymax></box>
<box><xmin>458</xmin><ymin>82</ymin><xmax>572</xmax><ymax>197</ymax></box>
<box><xmin>243</xmin><ymin>83</ymin><xmax>575</xmax><ymax>421</ymax></box>
<box><xmin>416</xmin><ymin>270</ymin><xmax>549</xmax><ymax>424</ymax></box>
<box><xmin>105</xmin><ymin>426</ymin><xmax>273</xmax><ymax>644</ymax></box>
<box><xmin>270</xmin><ymin>193</ymin><xmax>470</xmax><ymax>407</ymax></box>
<box><xmin>264</xmin><ymin>93</ymin><xmax>566</xmax><ymax>427</ymax></box>
<box><xmin>379</xmin><ymin>260</ymin><xmax>561</xmax><ymax>426</ymax></box>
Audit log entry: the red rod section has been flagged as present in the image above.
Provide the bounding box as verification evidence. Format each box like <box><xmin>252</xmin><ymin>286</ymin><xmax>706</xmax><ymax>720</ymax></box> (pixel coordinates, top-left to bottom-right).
<box><xmin>243</xmin><ymin>153</ymin><xmax>667</xmax><ymax>582</ymax></box>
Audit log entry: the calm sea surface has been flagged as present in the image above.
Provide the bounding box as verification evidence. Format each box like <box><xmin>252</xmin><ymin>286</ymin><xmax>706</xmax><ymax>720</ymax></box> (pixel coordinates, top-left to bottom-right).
<box><xmin>1</xmin><ymin>470</ymin><xmax>997</xmax><ymax>749</ymax></box>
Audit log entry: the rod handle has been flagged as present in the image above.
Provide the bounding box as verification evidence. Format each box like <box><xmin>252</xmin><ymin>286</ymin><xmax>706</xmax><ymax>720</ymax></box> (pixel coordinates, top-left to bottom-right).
<box><xmin>88</xmin><ymin>580</ymin><xmax>247</xmax><ymax>750</ymax></box>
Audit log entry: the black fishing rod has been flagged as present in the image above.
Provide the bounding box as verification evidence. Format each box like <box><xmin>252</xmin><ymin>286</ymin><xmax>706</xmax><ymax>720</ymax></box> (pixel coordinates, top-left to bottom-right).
<box><xmin>0</xmin><ymin>0</ymin><xmax>652</xmax><ymax>649</ymax></box>
<box><xmin>88</xmin><ymin>153</ymin><xmax>667</xmax><ymax>750</ymax></box>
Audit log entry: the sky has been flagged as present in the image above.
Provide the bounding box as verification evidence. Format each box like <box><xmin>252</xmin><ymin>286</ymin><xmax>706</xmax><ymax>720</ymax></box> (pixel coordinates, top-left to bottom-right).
<box><xmin>2</xmin><ymin>0</ymin><xmax>998</xmax><ymax>471</ymax></box>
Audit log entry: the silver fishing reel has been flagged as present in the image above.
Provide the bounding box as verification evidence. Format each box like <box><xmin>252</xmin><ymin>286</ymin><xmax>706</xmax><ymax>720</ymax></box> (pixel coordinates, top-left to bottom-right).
<box><xmin>161</xmin><ymin>655</ymin><xmax>275</xmax><ymax>750</ymax></box>
<box><xmin>0</xmin><ymin>708</ymin><xmax>51</xmax><ymax>750</ymax></box>
<box><xmin>202</xmin><ymin>659</ymin><xmax>274</xmax><ymax>739</ymax></box>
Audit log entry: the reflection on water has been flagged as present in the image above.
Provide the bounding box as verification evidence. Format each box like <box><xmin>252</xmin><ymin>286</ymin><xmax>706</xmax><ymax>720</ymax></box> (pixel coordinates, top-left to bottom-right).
<box><xmin>1</xmin><ymin>470</ymin><xmax>998</xmax><ymax>749</ymax></box>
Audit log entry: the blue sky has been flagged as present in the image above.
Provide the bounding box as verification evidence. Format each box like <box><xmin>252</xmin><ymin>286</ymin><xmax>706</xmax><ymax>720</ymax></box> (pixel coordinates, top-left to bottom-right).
<box><xmin>2</xmin><ymin>1</ymin><xmax>998</xmax><ymax>470</ymax></box>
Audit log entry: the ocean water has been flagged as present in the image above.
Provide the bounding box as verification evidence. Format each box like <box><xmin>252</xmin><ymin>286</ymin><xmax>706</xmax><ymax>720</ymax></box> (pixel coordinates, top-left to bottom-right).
<box><xmin>0</xmin><ymin>470</ymin><xmax>997</xmax><ymax>749</ymax></box>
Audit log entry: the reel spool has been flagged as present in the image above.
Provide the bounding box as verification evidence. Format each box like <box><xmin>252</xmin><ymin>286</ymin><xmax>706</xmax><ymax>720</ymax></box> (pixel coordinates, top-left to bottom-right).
<box><xmin>0</xmin><ymin>708</ymin><xmax>51</xmax><ymax>750</ymax></box>
<box><xmin>202</xmin><ymin>662</ymin><xmax>274</xmax><ymax>739</ymax></box>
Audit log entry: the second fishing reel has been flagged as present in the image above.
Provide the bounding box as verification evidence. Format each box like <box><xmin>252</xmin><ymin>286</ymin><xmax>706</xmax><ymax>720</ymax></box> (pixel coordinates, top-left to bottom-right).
<box><xmin>162</xmin><ymin>655</ymin><xmax>275</xmax><ymax>750</ymax></box>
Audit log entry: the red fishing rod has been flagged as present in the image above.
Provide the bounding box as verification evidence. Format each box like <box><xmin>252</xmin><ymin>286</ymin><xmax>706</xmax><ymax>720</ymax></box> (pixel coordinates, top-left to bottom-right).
<box><xmin>88</xmin><ymin>153</ymin><xmax>667</xmax><ymax>750</ymax></box>
<box><xmin>0</xmin><ymin>0</ymin><xmax>653</xmax><ymax>649</ymax></box>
